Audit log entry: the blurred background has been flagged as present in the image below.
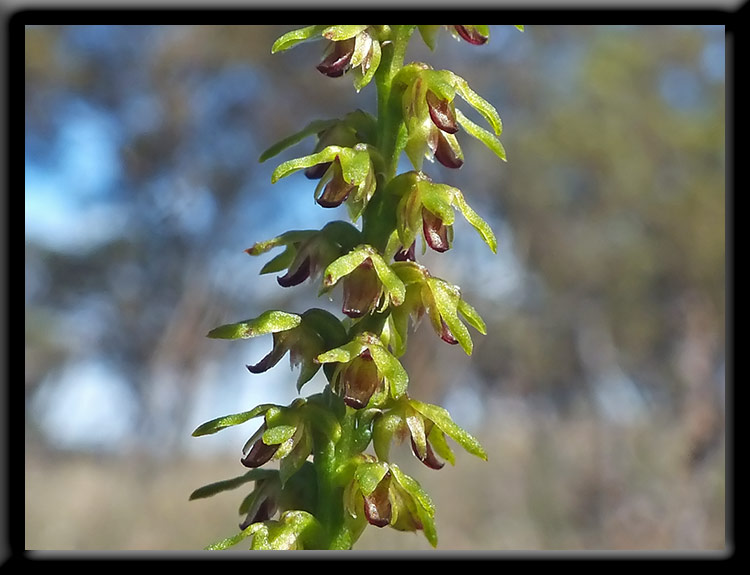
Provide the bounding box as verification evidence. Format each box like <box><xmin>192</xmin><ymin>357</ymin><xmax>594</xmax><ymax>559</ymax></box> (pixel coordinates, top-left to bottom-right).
<box><xmin>25</xmin><ymin>24</ymin><xmax>726</xmax><ymax>551</ymax></box>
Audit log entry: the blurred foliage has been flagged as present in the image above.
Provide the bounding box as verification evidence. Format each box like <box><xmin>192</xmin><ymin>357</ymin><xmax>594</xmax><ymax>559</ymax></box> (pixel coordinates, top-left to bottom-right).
<box><xmin>25</xmin><ymin>24</ymin><xmax>725</xmax><ymax>550</ymax></box>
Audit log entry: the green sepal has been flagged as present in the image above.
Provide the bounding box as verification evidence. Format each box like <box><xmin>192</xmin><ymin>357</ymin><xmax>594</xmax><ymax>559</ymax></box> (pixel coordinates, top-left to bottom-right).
<box><xmin>405</xmin><ymin>405</ymin><xmax>427</xmax><ymax>459</ymax></box>
<box><xmin>408</xmin><ymin>398</ymin><xmax>488</xmax><ymax>461</ymax></box>
<box><xmin>322</xmin><ymin>25</ymin><xmax>369</xmax><ymax>41</ymax></box>
<box><xmin>372</xmin><ymin>412</ymin><xmax>403</xmax><ymax>461</ymax></box>
<box><xmin>451</xmin><ymin>185</ymin><xmax>498</xmax><ymax>253</ymax></box>
<box><xmin>271</xmin><ymin>146</ymin><xmax>345</xmax><ymax>183</ymax></box>
<box><xmin>427</xmin><ymin>424</ymin><xmax>456</xmax><ymax>466</ymax></box>
<box><xmin>389</xmin><ymin>464</ymin><xmax>437</xmax><ymax>548</ymax></box>
<box><xmin>457</xmin><ymin>298</ymin><xmax>487</xmax><ymax>335</ymax></box>
<box><xmin>417</xmin><ymin>25</ymin><xmax>441</xmax><ymax>50</ymax></box>
<box><xmin>279</xmin><ymin>430</ymin><xmax>312</xmax><ymax>487</ymax></box>
<box><xmin>262</xmin><ymin>424</ymin><xmax>297</xmax><ymax>446</ymax></box>
<box><xmin>352</xmin><ymin>34</ymin><xmax>381</xmax><ymax>92</ymax></box>
<box><xmin>205</xmin><ymin>523</ymin><xmax>265</xmax><ymax>550</ymax></box>
<box><xmin>368</xmin><ymin>342</ymin><xmax>409</xmax><ymax>400</ymax></box>
<box><xmin>355</xmin><ymin>460</ymin><xmax>390</xmax><ymax>496</ymax></box>
<box><xmin>192</xmin><ymin>403</ymin><xmax>278</xmax><ymax>437</ymax></box>
<box><xmin>456</xmin><ymin>108</ymin><xmax>506</xmax><ymax>163</ymax></box>
<box><xmin>206</xmin><ymin>310</ymin><xmax>301</xmax><ymax>340</ymax></box>
<box><xmin>258</xmin><ymin>119</ymin><xmax>337</xmax><ymax>163</ymax></box>
<box><xmin>515</xmin><ymin>25</ymin><xmax>525</xmax><ymax>32</ymax></box>
<box><xmin>246</xmin><ymin>230</ymin><xmax>317</xmax><ymax>256</ymax></box>
<box><xmin>271</xmin><ymin>25</ymin><xmax>328</xmax><ymax>54</ymax></box>
<box><xmin>259</xmin><ymin>247</ymin><xmax>296</xmax><ymax>275</ymax></box>
<box><xmin>188</xmin><ymin>469</ymin><xmax>275</xmax><ymax>500</ymax></box>
<box><xmin>448</xmin><ymin>72</ymin><xmax>503</xmax><ymax>135</ymax></box>
<box><xmin>428</xmin><ymin>278</ymin><xmax>473</xmax><ymax>355</ymax></box>
<box><xmin>316</xmin><ymin>338</ymin><xmax>367</xmax><ymax>364</ymax></box>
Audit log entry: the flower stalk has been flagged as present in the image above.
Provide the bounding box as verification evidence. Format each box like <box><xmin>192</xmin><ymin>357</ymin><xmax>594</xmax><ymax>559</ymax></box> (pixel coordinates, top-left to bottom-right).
<box><xmin>191</xmin><ymin>24</ymin><xmax>522</xmax><ymax>550</ymax></box>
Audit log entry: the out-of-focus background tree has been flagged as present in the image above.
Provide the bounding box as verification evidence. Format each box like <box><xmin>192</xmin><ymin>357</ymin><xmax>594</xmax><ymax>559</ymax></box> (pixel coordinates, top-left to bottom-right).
<box><xmin>25</xmin><ymin>24</ymin><xmax>726</xmax><ymax>551</ymax></box>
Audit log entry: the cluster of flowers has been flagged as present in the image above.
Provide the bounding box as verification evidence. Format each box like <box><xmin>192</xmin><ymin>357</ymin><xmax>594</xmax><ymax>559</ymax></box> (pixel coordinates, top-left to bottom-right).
<box><xmin>192</xmin><ymin>25</ymin><xmax>519</xmax><ymax>550</ymax></box>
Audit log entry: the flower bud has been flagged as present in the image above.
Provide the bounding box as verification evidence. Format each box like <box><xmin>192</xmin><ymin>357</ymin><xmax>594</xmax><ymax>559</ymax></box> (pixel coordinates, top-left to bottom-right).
<box><xmin>317</xmin><ymin>38</ymin><xmax>356</xmax><ymax>77</ymax></box>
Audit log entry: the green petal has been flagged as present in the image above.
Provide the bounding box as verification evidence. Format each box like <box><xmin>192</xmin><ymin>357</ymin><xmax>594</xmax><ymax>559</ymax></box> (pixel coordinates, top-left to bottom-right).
<box><xmin>405</xmin><ymin>405</ymin><xmax>426</xmax><ymax>459</ymax></box>
<box><xmin>428</xmin><ymin>427</ymin><xmax>456</xmax><ymax>466</ymax></box>
<box><xmin>271</xmin><ymin>25</ymin><xmax>328</xmax><ymax>54</ymax></box>
<box><xmin>515</xmin><ymin>25</ymin><xmax>525</xmax><ymax>32</ymax></box>
<box><xmin>258</xmin><ymin>119</ymin><xmax>337</xmax><ymax>163</ymax></box>
<box><xmin>451</xmin><ymin>186</ymin><xmax>498</xmax><ymax>253</ymax></box>
<box><xmin>207</xmin><ymin>310</ymin><xmax>302</xmax><ymax>340</ymax></box>
<box><xmin>455</xmin><ymin>108</ymin><xmax>506</xmax><ymax>162</ymax></box>
<box><xmin>192</xmin><ymin>404</ymin><xmax>278</xmax><ymax>437</ymax></box>
<box><xmin>408</xmin><ymin>398</ymin><xmax>488</xmax><ymax>461</ymax></box>
<box><xmin>259</xmin><ymin>247</ymin><xmax>295</xmax><ymax>275</ymax></box>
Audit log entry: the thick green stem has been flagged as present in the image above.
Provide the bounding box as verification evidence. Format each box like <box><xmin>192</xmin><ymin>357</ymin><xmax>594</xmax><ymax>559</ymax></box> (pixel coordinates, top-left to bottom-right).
<box><xmin>362</xmin><ymin>25</ymin><xmax>415</xmax><ymax>253</ymax></box>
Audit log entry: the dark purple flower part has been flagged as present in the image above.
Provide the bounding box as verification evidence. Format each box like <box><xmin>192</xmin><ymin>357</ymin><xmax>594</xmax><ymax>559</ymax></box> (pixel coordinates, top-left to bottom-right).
<box><xmin>453</xmin><ymin>25</ymin><xmax>489</xmax><ymax>45</ymax></box>
<box><xmin>246</xmin><ymin>331</ymin><xmax>294</xmax><ymax>374</ymax></box>
<box><xmin>433</xmin><ymin>131</ymin><xmax>464</xmax><ymax>169</ymax></box>
<box><xmin>363</xmin><ymin>472</ymin><xmax>392</xmax><ymax>527</ymax></box>
<box><xmin>342</xmin><ymin>258</ymin><xmax>381</xmax><ymax>318</ymax></box>
<box><xmin>317</xmin><ymin>38</ymin><xmax>356</xmax><ymax>77</ymax></box>
<box><xmin>241</xmin><ymin>424</ymin><xmax>279</xmax><ymax>468</ymax></box>
<box><xmin>276</xmin><ymin>255</ymin><xmax>311</xmax><ymax>287</ymax></box>
<box><xmin>426</xmin><ymin>90</ymin><xmax>458</xmax><ymax>134</ymax></box>
<box><xmin>341</xmin><ymin>349</ymin><xmax>383</xmax><ymax>409</ymax></box>
<box><xmin>304</xmin><ymin>161</ymin><xmax>332</xmax><ymax>180</ymax></box>
<box><xmin>439</xmin><ymin>318</ymin><xmax>459</xmax><ymax>345</ymax></box>
<box><xmin>410</xmin><ymin>435</ymin><xmax>445</xmax><ymax>470</ymax></box>
<box><xmin>239</xmin><ymin>495</ymin><xmax>278</xmax><ymax>530</ymax></box>
<box><xmin>422</xmin><ymin>208</ymin><xmax>451</xmax><ymax>253</ymax></box>
<box><xmin>394</xmin><ymin>242</ymin><xmax>416</xmax><ymax>262</ymax></box>
<box><xmin>317</xmin><ymin>158</ymin><xmax>356</xmax><ymax>208</ymax></box>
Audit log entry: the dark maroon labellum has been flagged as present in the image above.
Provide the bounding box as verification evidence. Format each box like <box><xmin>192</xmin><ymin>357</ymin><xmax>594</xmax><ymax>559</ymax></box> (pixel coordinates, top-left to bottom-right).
<box><xmin>342</xmin><ymin>349</ymin><xmax>382</xmax><ymax>409</ymax></box>
<box><xmin>426</xmin><ymin>90</ymin><xmax>458</xmax><ymax>134</ymax></box>
<box><xmin>239</xmin><ymin>496</ymin><xmax>278</xmax><ymax>529</ymax></box>
<box><xmin>277</xmin><ymin>255</ymin><xmax>311</xmax><ymax>287</ymax></box>
<box><xmin>363</xmin><ymin>474</ymin><xmax>392</xmax><ymax>527</ymax></box>
<box><xmin>454</xmin><ymin>25</ymin><xmax>489</xmax><ymax>45</ymax></box>
<box><xmin>433</xmin><ymin>131</ymin><xmax>464</xmax><ymax>169</ymax></box>
<box><xmin>422</xmin><ymin>208</ymin><xmax>451</xmax><ymax>253</ymax></box>
<box><xmin>317</xmin><ymin>39</ymin><xmax>356</xmax><ymax>77</ymax></box>
<box><xmin>317</xmin><ymin>158</ymin><xmax>356</xmax><ymax>208</ymax></box>
<box><xmin>410</xmin><ymin>436</ymin><xmax>445</xmax><ymax>470</ymax></box>
<box><xmin>241</xmin><ymin>437</ymin><xmax>279</xmax><ymax>469</ymax></box>
<box><xmin>439</xmin><ymin>318</ymin><xmax>459</xmax><ymax>345</ymax></box>
<box><xmin>394</xmin><ymin>242</ymin><xmax>416</xmax><ymax>262</ymax></box>
<box><xmin>342</xmin><ymin>259</ymin><xmax>381</xmax><ymax>318</ymax></box>
<box><xmin>304</xmin><ymin>162</ymin><xmax>332</xmax><ymax>180</ymax></box>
